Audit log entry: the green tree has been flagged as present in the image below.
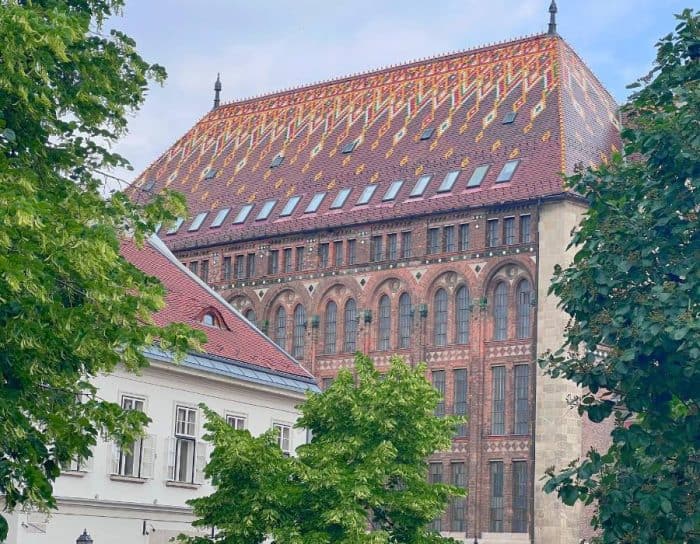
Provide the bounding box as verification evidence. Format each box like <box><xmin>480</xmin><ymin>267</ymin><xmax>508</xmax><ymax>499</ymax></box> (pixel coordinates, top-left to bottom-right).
<box><xmin>0</xmin><ymin>1</ymin><xmax>202</xmax><ymax>537</ymax></box>
<box><xmin>181</xmin><ymin>355</ymin><xmax>465</xmax><ymax>544</ymax></box>
<box><xmin>541</xmin><ymin>9</ymin><xmax>699</xmax><ymax>543</ymax></box>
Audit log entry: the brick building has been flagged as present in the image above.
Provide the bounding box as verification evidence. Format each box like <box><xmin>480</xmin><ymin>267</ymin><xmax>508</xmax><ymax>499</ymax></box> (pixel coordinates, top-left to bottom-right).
<box><xmin>130</xmin><ymin>6</ymin><xmax>620</xmax><ymax>542</ymax></box>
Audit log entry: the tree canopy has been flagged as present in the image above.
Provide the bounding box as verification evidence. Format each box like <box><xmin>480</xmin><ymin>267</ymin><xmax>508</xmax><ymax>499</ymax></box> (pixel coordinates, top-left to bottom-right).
<box><xmin>181</xmin><ymin>355</ymin><xmax>465</xmax><ymax>544</ymax></box>
<box><xmin>541</xmin><ymin>9</ymin><xmax>699</xmax><ymax>543</ymax></box>
<box><xmin>0</xmin><ymin>1</ymin><xmax>201</xmax><ymax>538</ymax></box>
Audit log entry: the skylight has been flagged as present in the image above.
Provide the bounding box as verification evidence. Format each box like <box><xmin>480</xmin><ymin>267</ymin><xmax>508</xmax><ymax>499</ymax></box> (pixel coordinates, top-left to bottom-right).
<box><xmin>341</xmin><ymin>141</ymin><xmax>357</xmax><ymax>154</ymax></box>
<box><xmin>233</xmin><ymin>204</ymin><xmax>253</xmax><ymax>224</ymax></box>
<box><xmin>203</xmin><ymin>168</ymin><xmax>217</xmax><ymax>180</ymax></box>
<box><xmin>270</xmin><ymin>155</ymin><xmax>284</xmax><ymax>168</ymax></box>
<box><xmin>331</xmin><ymin>188</ymin><xmax>351</xmax><ymax>209</ymax></box>
<box><xmin>305</xmin><ymin>192</ymin><xmax>326</xmax><ymax>213</ymax></box>
<box><xmin>437</xmin><ymin>170</ymin><xmax>460</xmax><ymax>193</ymax></box>
<box><xmin>496</xmin><ymin>159</ymin><xmax>520</xmax><ymax>183</ymax></box>
<box><xmin>466</xmin><ymin>164</ymin><xmax>490</xmax><ymax>188</ymax></box>
<box><xmin>383</xmin><ymin>180</ymin><xmax>404</xmax><ymax>201</ymax></box>
<box><xmin>356</xmin><ymin>185</ymin><xmax>377</xmax><ymax>205</ymax></box>
<box><xmin>280</xmin><ymin>195</ymin><xmax>301</xmax><ymax>217</ymax></box>
<box><xmin>210</xmin><ymin>207</ymin><xmax>230</xmax><ymax>228</ymax></box>
<box><xmin>188</xmin><ymin>212</ymin><xmax>208</xmax><ymax>231</ymax></box>
<box><xmin>409</xmin><ymin>174</ymin><xmax>432</xmax><ymax>197</ymax></box>
<box><xmin>420</xmin><ymin>127</ymin><xmax>435</xmax><ymax>141</ymax></box>
<box><xmin>502</xmin><ymin>112</ymin><xmax>517</xmax><ymax>124</ymax></box>
<box><xmin>143</xmin><ymin>179</ymin><xmax>155</xmax><ymax>192</ymax></box>
<box><xmin>166</xmin><ymin>217</ymin><xmax>184</xmax><ymax>235</ymax></box>
<box><xmin>256</xmin><ymin>200</ymin><xmax>277</xmax><ymax>221</ymax></box>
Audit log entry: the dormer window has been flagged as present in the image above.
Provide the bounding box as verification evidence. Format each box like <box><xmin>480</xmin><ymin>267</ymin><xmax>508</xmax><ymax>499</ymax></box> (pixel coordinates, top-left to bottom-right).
<box><xmin>188</xmin><ymin>212</ymin><xmax>208</xmax><ymax>231</ymax></box>
<box><xmin>202</xmin><ymin>167</ymin><xmax>217</xmax><ymax>180</ymax></box>
<box><xmin>202</xmin><ymin>313</ymin><xmax>217</xmax><ymax>327</ymax></box>
<box><xmin>270</xmin><ymin>155</ymin><xmax>284</xmax><ymax>168</ymax></box>
<box><xmin>356</xmin><ymin>185</ymin><xmax>377</xmax><ymax>205</ymax></box>
<box><xmin>420</xmin><ymin>127</ymin><xmax>435</xmax><ymax>141</ymax></box>
<box><xmin>502</xmin><ymin>112</ymin><xmax>517</xmax><ymax>124</ymax></box>
<box><xmin>210</xmin><ymin>207</ymin><xmax>230</xmax><ymax>228</ymax></box>
<box><xmin>437</xmin><ymin>170</ymin><xmax>460</xmax><ymax>193</ymax></box>
<box><xmin>341</xmin><ymin>140</ymin><xmax>357</xmax><ymax>154</ymax></box>
<box><xmin>330</xmin><ymin>188</ymin><xmax>351</xmax><ymax>209</ymax></box>
<box><xmin>233</xmin><ymin>204</ymin><xmax>253</xmax><ymax>224</ymax></box>
<box><xmin>467</xmin><ymin>164</ymin><xmax>490</xmax><ymax>188</ymax></box>
<box><xmin>305</xmin><ymin>192</ymin><xmax>326</xmax><ymax>213</ymax></box>
<box><xmin>280</xmin><ymin>196</ymin><xmax>301</xmax><ymax>217</ymax></box>
<box><xmin>197</xmin><ymin>307</ymin><xmax>226</xmax><ymax>329</ymax></box>
<box><xmin>166</xmin><ymin>217</ymin><xmax>184</xmax><ymax>235</ymax></box>
<box><xmin>496</xmin><ymin>159</ymin><xmax>520</xmax><ymax>183</ymax></box>
<box><xmin>143</xmin><ymin>179</ymin><xmax>156</xmax><ymax>192</ymax></box>
<box><xmin>383</xmin><ymin>180</ymin><xmax>404</xmax><ymax>201</ymax></box>
<box><xmin>409</xmin><ymin>174</ymin><xmax>432</xmax><ymax>197</ymax></box>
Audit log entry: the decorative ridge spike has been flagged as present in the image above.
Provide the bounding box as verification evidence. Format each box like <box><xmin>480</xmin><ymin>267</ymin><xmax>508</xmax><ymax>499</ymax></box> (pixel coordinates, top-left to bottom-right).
<box><xmin>548</xmin><ymin>0</ymin><xmax>558</xmax><ymax>35</ymax></box>
<box><xmin>213</xmin><ymin>73</ymin><xmax>222</xmax><ymax>110</ymax></box>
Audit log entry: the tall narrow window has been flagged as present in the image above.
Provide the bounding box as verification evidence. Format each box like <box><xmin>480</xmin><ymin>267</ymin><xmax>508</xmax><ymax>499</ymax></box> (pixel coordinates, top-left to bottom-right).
<box><xmin>520</xmin><ymin>215</ymin><xmax>531</xmax><ymax>243</ymax></box>
<box><xmin>274</xmin><ymin>307</ymin><xmax>286</xmax><ymax>348</ymax></box>
<box><xmin>244</xmin><ymin>309</ymin><xmax>257</xmax><ymax>328</ymax></box>
<box><xmin>432</xmin><ymin>370</ymin><xmax>446</xmax><ymax>417</ymax></box>
<box><xmin>456</xmin><ymin>286</ymin><xmax>470</xmax><ymax>344</ymax></box>
<box><xmin>268</xmin><ymin>250</ymin><xmax>279</xmax><ymax>275</ymax></box>
<box><xmin>273</xmin><ymin>423</ymin><xmax>291</xmax><ymax>455</ymax></box>
<box><xmin>295</xmin><ymin>246</ymin><xmax>305</xmax><ymax>271</ymax></box>
<box><xmin>246</xmin><ymin>253</ymin><xmax>256</xmax><ymax>278</ymax></box>
<box><xmin>489</xmin><ymin>461</ymin><xmax>504</xmax><ymax>532</ymax></box>
<box><xmin>200</xmin><ymin>260</ymin><xmax>209</xmax><ymax>282</ymax></box>
<box><xmin>454</xmin><ymin>369</ymin><xmax>468</xmax><ymax>436</ymax></box>
<box><xmin>334</xmin><ymin>241</ymin><xmax>343</xmax><ymax>267</ymax></box>
<box><xmin>284</xmin><ymin>248</ymin><xmax>292</xmax><ymax>273</ymax></box>
<box><xmin>492</xmin><ymin>366</ymin><xmax>506</xmax><ymax>435</ymax></box>
<box><xmin>222</xmin><ymin>256</ymin><xmax>232</xmax><ymax>281</ymax></box>
<box><xmin>514</xmin><ymin>365</ymin><xmax>530</xmax><ymax>435</ymax></box>
<box><xmin>293</xmin><ymin>305</ymin><xmax>306</xmax><ymax>359</ymax></box>
<box><xmin>459</xmin><ymin>223</ymin><xmax>469</xmax><ymax>251</ymax></box>
<box><xmin>117</xmin><ymin>396</ymin><xmax>150</xmax><ymax>478</ymax></box>
<box><xmin>504</xmin><ymin>217</ymin><xmax>515</xmax><ymax>245</ymax></box>
<box><xmin>347</xmin><ymin>239</ymin><xmax>357</xmax><ymax>265</ymax></box>
<box><xmin>318</xmin><ymin>243</ymin><xmax>329</xmax><ymax>268</ymax></box>
<box><xmin>378</xmin><ymin>295</ymin><xmax>391</xmax><ymax>351</ymax></box>
<box><xmin>428</xmin><ymin>463</ymin><xmax>444</xmax><ymax>532</ymax></box>
<box><xmin>443</xmin><ymin>225</ymin><xmax>456</xmax><ymax>252</ymax></box>
<box><xmin>371</xmin><ymin>236</ymin><xmax>383</xmax><ymax>262</ymax></box>
<box><xmin>173</xmin><ymin>406</ymin><xmax>198</xmax><ymax>483</ymax></box>
<box><xmin>188</xmin><ymin>261</ymin><xmax>198</xmax><ymax>276</ymax></box>
<box><xmin>450</xmin><ymin>462</ymin><xmax>467</xmax><ymax>532</ymax></box>
<box><xmin>487</xmin><ymin>219</ymin><xmax>500</xmax><ymax>247</ymax></box>
<box><xmin>324</xmin><ymin>301</ymin><xmax>337</xmax><ymax>355</ymax></box>
<box><xmin>344</xmin><ymin>299</ymin><xmax>357</xmax><ymax>353</ymax></box>
<box><xmin>401</xmin><ymin>231</ymin><xmax>412</xmax><ymax>258</ymax></box>
<box><xmin>512</xmin><ymin>461</ymin><xmax>529</xmax><ymax>532</ymax></box>
<box><xmin>494</xmin><ymin>282</ymin><xmax>508</xmax><ymax>340</ymax></box>
<box><xmin>516</xmin><ymin>280</ymin><xmax>532</xmax><ymax>339</ymax></box>
<box><xmin>387</xmin><ymin>233</ymin><xmax>398</xmax><ymax>260</ymax></box>
<box><xmin>235</xmin><ymin>255</ymin><xmax>245</xmax><ymax>279</ymax></box>
<box><xmin>434</xmin><ymin>289</ymin><xmax>448</xmax><ymax>346</ymax></box>
<box><xmin>398</xmin><ymin>293</ymin><xmax>412</xmax><ymax>349</ymax></box>
<box><xmin>427</xmin><ymin>228</ymin><xmax>440</xmax><ymax>254</ymax></box>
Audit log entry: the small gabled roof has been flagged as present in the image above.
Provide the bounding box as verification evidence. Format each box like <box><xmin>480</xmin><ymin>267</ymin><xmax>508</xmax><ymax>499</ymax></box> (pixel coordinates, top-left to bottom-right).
<box><xmin>120</xmin><ymin>235</ymin><xmax>316</xmax><ymax>385</ymax></box>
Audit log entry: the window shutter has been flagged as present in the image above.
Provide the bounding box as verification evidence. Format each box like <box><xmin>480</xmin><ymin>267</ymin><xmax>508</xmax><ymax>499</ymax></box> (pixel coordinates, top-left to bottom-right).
<box><xmin>140</xmin><ymin>435</ymin><xmax>156</xmax><ymax>479</ymax></box>
<box><xmin>166</xmin><ymin>437</ymin><xmax>176</xmax><ymax>481</ymax></box>
<box><xmin>195</xmin><ymin>442</ymin><xmax>207</xmax><ymax>484</ymax></box>
<box><xmin>110</xmin><ymin>443</ymin><xmax>120</xmax><ymax>475</ymax></box>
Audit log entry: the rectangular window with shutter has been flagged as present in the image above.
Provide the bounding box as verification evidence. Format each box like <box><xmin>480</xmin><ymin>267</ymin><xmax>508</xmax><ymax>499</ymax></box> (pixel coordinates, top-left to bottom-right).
<box><xmin>114</xmin><ymin>396</ymin><xmax>154</xmax><ymax>479</ymax></box>
<box><xmin>172</xmin><ymin>405</ymin><xmax>198</xmax><ymax>483</ymax></box>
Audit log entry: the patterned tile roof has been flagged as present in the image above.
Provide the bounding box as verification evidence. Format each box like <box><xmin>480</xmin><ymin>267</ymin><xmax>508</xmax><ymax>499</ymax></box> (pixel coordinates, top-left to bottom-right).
<box><xmin>120</xmin><ymin>235</ymin><xmax>315</xmax><ymax>381</ymax></box>
<box><xmin>131</xmin><ymin>34</ymin><xmax>619</xmax><ymax>249</ymax></box>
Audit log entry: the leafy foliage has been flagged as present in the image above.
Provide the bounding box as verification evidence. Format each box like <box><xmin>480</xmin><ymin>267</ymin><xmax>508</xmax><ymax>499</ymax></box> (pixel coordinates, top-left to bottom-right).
<box><xmin>181</xmin><ymin>355</ymin><xmax>465</xmax><ymax>544</ymax></box>
<box><xmin>541</xmin><ymin>10</ymin><xmax>700</xmax><ymax>543</ymax></box>
<box><xmin>0</xmin><ymin>0</ymin><xmax>202</xmax><ymax>537</ymax></box>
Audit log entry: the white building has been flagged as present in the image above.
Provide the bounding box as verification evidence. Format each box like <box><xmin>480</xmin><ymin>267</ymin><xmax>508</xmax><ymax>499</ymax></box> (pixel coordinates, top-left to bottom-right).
<box><xmin>4</xmin><ymin>236</ymin><xmax>318</xmax><ymax>544</ymax></box>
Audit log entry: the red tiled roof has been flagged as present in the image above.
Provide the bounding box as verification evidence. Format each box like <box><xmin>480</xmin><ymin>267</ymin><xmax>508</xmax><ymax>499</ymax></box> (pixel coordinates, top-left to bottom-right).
<box><xmin>120</xmin><ymin>236</ymin><xmax>314</xmax><ymax>379</ymax></box>
<box><xmin>130</xmin><ymin>34</ymin><xmax>619</xmax><ymax>250</ymax></box>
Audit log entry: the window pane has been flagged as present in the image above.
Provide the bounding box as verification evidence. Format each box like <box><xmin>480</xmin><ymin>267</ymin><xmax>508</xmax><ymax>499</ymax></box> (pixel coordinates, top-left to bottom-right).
<box><xmin>371</xmin><ymin>236</ymin><xmax>383</xmax><ymax>262</ymax></box>
<box><xmin>233</xmin><ymin>204</ymin><xmax>253</xmax><ymax>224</ymax></box>
<box><xmin>383</xmin><ymin>180</ymin><xmax>404</xmax><ymax>201</ymax></box>
<box><xmin>331</xmin><ymin>188</ymin><xmax>351</xmax><ymax>209</ymax></box>
<box><xmin>275</xmin><ymin>307</ymin><xmax>286</xmax><ymax>348</ymax></box>
<box><xmin>516</xmin><ymin>280</ymin><xmax>532</xmax><ymax>338</ymax></box>
<box><xmin>305</xmin><ymin>192</ymin><xmax>326</xmax><ymax>213</ymax></box>
<box><xmin>494</xmin><ymin>283</ymin><xmax>508</xmax><ymax>340</ymax></box>
<box><xmin>434</xmin><ymin>289</ymin><xmax>448</xmax><ymax>346</ymax></box>
<box><xmin>438</xmin><ymin>170</ymin><xmax>460</xmax><ymax>192</ymax></box>
<box><xmin>520</xmin><ymin>215</ymin><xmax>531</xmax><ymax>243</ymax></box>
<box><xmin>398</xmin><ymin>293</ymin><xmax>412</xmax><ymax>349</ymax></box>
<box><xmin>387</xmin><ymin>233</ymin><xmax>398</xmax><ymax>260</ymax></box>
<box><xmin>456</xmin><ymin>286</ymin><xmax>470</xmax><ymax>344</ymax></box>
<box><xmin>401</xmin><ymin>231</ymin><xmax>412</xmax><ymax>258</ymax></box>
<box><xmin>487</xmin><ymin>219</ymin><xmax>500</xmax><ymax>247</ymax></box>
<box><xmin>324</xmin><ymin>301</ymin><xmax>337</xmax><ymax>355</ymax></box>
<box><xmin>514</xmin><ymin>365</ymin><xmax>530</xmax><ymax>435</ymax></box>
<box><xmin>467</xmin><ymin>164</ymin><xmax>489</xmax><ymax>188</ymax></box>
<box><xmin>256</xmin><ymin>200</ymin><xmax>277</xmax><ymax>220</ymax></box>
<box><xmin>504</xmin><ymin>217</ymin><xmax>515</xmax><ymax>245</ymax></box>
<box><xmin>443</xmin><ymin>226</ymin><xmax>455</xmax><ymax>253</ymax></box>
<box><xmin>356</xmin><ymin>185</ymin><xmax>377</xmax><ymax>205</ymax></box>
<box><xmin>432</xmin><ymin>370</ymin><xmax>445</xmax><ymax>416</ymax></box>
<box><xmin>427</xmin><ymin>228</ymin><xmax>440</xmax><ymax>254</ymax></box>
<box><xmin>429</xmin><ymin>462</ymin><xmax>444</xmax><ymax>532</ymax></box>
<box><xmin>454</xmin><ymin>369</ymin><xmax>468</xmax><ymax>436</ymax></box>
<box><xmin>492</xmin><ymin>366</ymin><xmax>506</xmax><ymax>435</ymax></box>
<box><xmin>409</xmin><ymin>174</ymin><xmax>432</xmax><ymax>197</ymax></box>
<box><xmin>490</xmin><ymin>461</ymin><xmax>504</xmax><ymax>532</ymax></box>
<box><xmin>450</xmin><ymin>462</ymin><xmax>467</xmax><ymax>532</ymax></box>
<box><xmin>188</xmin><ymin>212</ymin><xmax>208</xmax><ymax>231</ymax></box>
<box><xmin>211</xmin><ymin>208</ymin><xmax>230</xmax><ymax>228</ymax></box>
<box><xmin>496</xmin><ymin>159</ymin><xmax>519</xmax><ymax>182</ymax></box>
<box><xmin>293</xmin><ymin>305</ymin><xmax>306</xmax><ymax>359</ymax></box>
<box><xmin>378</xmin><ymin>295</ymin><xmax>391</xmax><ymax>351</ymax></box>
<box><xmin>346</xmin><ymin>239</ymin><xmax>357</xmax><ymax>265</ymax></box>
<box><xmin>512</xmin><ymin>461</ymin><xmax>529</xmax><ymax>532</ymax></box>
<box><xmin>334</xmin><ymin>241</ymin><xmax>343</xmax><ymax>267</ymax></box>
<box><xmin>166</xmin><ymin>217</ymin><xmax>184</xmax><ymax>234</ymax></box>
<box><xmin>344</xmin><ymin>299</ymin><xmax>357</xmax><ymax>352</ymax></box>
<box><xmin>280</xmin><ymin>196</ymin><xmax>301</xmax><ymax>217</ymax></box>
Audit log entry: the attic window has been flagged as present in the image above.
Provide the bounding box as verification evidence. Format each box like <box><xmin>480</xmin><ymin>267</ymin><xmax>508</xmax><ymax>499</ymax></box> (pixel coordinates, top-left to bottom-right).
<box><xmin>280</xmin><ymin>195</ymin><xmax>301</xmax><ymax>217</ymax></box>
<box><xmin>409</xmin><ymin>174</ymin><xmax>432</xmax><ymax>197</ymax></box>
<box><xmin>437</xmin><ymin>170</ymin><xmax>460</xmax><ymax>193</ymax></box>
<box><xmin>502</xmin><ymin>112</ymin><xmax>517</xmax><ymax>124</ymax></box>
<box><xmin>203</xmin><ymin>168</ymin><xmax>217</xmax><ymax>180</ymax></box>
<box><xmin>305</xmin><ymin>192</ymin><xmax>326</xmax><ymax>213</ymax></box>
<box><xmin>202</xmin><ymin>313</ymin><xmax>217</xmax><ymax>327</ymax></box>
<box><xmin>420</xmin><ymin>127</ymin><xmax>435</xmax><ymax>141</ymax></box>
<box><xmin>341</xmin><ymin>140</ymin><xmax>357</xmax><ymax>154</ymax></box>
<box><xmin>467</xmin><ymin>164</ymin><xmax>490</xmax><ymax>188</ymax></box>
<box><xmin>166</xmin><ymin>217</ymin><xmax>184</xmax><ymax>235</ymax></box>
<box><xmin>331</xmin><ymin>188</ymin><xmax>351</xmax><ymax>209</ymax></box>
<box><xmin>383</xmin><ymin>180</ymin><xmax>404</xmax><ymax>201</ymax></box>
<box><xmin>270</xmin><ymin>155</ymin><xmax>284</xmax><ymax>168</ymax></box>
<box><xmin>496</xmin><ymin>159</ymin><xmax>520</xmax><ymax>183</ymax></box>
<box><xmin>233</xmin><ymin>204</ymin><xmax>253</xmax><ymax>224</ymax></box>
<box><xmin>188</xmin><ymin>212</ymin><xmax>208</xmax><ymax>231</ymax></box>
<box><xmin>210</xmin><ymin>207</ymin><xmax>230</xmax><ymax>228</ymax></box>
<box><xmin>356</xmin><ymin>185</ymin><xmax>377</xmax><ymax>205</ymax></box>
<box><xmin>256</xmin><ymin>200</ymin><xmax>277</xmax><ymax>220</ymax></box>
<box><xmin>143</xmin><ymin>179</ymin><xmax>156</xmax><ymax>192</ymax></box>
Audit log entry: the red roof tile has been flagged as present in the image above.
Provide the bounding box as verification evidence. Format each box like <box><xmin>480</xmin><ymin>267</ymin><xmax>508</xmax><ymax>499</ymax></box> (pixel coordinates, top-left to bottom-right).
<box><xmin>130</xmin><ymin>34</ymin><xmax>619</xmax><ymax>250</ymax></box>
<box><xmin>120</xmin><ymin>236</ymin><xmax>314</xmax><ymax>380</ymax></box>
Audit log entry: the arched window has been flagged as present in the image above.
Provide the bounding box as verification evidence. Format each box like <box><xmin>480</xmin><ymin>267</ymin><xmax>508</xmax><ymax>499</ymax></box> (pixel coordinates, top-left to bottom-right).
<box><xmin>456</xmin><ymin>286</ymin><xmax>470</xmax><ymax>344</ymax></box>
<box><xmin>202</xmin><ymin>313</ymin><xmax>216</xmax><ymax>327</ymax></box>
<box><xmin>274</xmin><ymin>307</ymin><xmax>286</xmax><ymax>348</ymax></box>
<box><xmin>434</xmin><ymin>288</ymin><xmax>448</xmax><ymax>346</ymax></box>
<box><xmin>516</xmin><ymin>280</ymin><xmax>532</xmax><ymax>339</ymax></box>
<box><xmin>324</xmin><ymin>301</ymin><xmax>337</xmax><ymax>354</ymax></box>
<box><xmin>244</xmin><ymin>309</ymin><xmax>257</xmax><ymax>328</ymax></box>
<box><xmin>344</xmin><ymin>299</ymin><xmax>357</xmax><ymax>353</ymax></box>
<box><xmin>293</xmin><ymin>304</ymin><xmax>306</xmax><ymax>359</ymax></box>
<box><xmin>398</xmin><ymin>293</ymin><xmax>412</xmax><ymax>349</ymax></box>
<box><xmin>493</xmin><ymin>282</ymin><xmax>508</xmax><ymax>340</ymax></box>
<box><xmin>378</xmin><ymin>295</ymin><xmax>391</xmax><ymax>351</ymax></box>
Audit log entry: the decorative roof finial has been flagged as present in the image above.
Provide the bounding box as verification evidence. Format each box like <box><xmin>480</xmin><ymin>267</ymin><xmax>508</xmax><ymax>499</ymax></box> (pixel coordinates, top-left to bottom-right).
<box><xmin>548</xmin><ymin>0</ymin><xmax>558</xmax><ymax>35</ymax></box>
<box><xmin>213</xmin><ymin>73</ymin><xmax>222</xmax><ymax>110</ymax></box>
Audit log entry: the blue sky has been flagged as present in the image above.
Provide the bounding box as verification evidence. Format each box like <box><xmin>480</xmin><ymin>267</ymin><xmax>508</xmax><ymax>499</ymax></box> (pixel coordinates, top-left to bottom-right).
<box><xmin>109</xmin><ymin>0</ymin><xmax>689</xmax><ymax>187</ymax></box>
